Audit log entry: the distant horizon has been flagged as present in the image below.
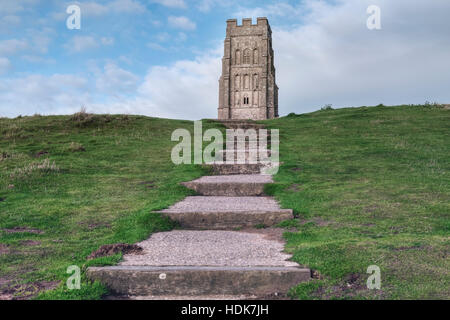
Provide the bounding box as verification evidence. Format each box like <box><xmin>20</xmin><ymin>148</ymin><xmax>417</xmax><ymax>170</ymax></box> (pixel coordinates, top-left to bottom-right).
<box><xmin>2</xmin><ymin>102</ymin><xmax>447</xmax><ymax>120</ymax></box>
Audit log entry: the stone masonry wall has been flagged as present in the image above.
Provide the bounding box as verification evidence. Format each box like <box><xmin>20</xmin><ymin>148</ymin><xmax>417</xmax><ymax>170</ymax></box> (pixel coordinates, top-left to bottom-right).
<box><xmin>218</xmin><ymin>17</ymin><xmax>278</xmax><ymax>120</ymax></box>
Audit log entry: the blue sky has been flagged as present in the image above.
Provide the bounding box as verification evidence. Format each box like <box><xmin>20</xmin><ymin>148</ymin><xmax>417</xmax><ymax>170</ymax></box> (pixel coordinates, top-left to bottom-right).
<box><xmin>1</xmin><ymin>0</ymin><xmax>450</xmax><ymax>119</ymax></box>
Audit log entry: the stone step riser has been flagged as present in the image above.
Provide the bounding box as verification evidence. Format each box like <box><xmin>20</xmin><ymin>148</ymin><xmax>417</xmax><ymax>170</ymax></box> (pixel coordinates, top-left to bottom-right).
<box><xmin>181</xmin><ymin>182</ymin><xmax>266</xmax><ymax>196</ymax></box>
<box><xmin>87</xmin><ymin>266</ymin><xmax>310</xmax><ymax>296</ymax></box>
<box><xmin>160</xmin><ymin>210</ymin><xmax>293</xmax><ymax>230</ymax></box>
<box><xmin>225</xmin><ymin>124</ymin><xmax>264</xmax><ymax>131</ymax></box>
<box><xmin>209</xmin><ymin>164</ymin><xmax>262</xmax><ymax>175</ymax></box>
<box><xmin>215</xmin><ymin>153</ymin><xmax>273</xmax><ymax>162</ymax></box>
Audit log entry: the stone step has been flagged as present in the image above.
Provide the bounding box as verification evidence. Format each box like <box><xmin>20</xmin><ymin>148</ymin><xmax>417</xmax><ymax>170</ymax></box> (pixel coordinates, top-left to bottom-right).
<box><xmin>87</xmin><ymin>230</ymin><xmax>310</xmax><ymax>297</ymax></box>
<box><xmin>182</xmin><ymin>174</ymin><xmax>272</xmax><ymax>196</ymax></box>
<box><xmin>157</xmin><ymin>196</ymin><xmax>293</xmax><ymax>229</ymax></box>
<box><xmin>218</xmin><ymin>121</ymin><xmax>266</xmax><ymax>130</ymax></box>
<box><xmin>209</xmin><ymin>163</ymin><xmax>263</xmax><ymax>175</ymax></box>
<box><xmin>226</xmin><ymin>138</ymin><xmax>271</xmax><ymax>145</ymax></box>
<box><xmin>214</xmin><ymin>149</ymin><xmax>273</xmax><ymax>162</ymax></box>
<box><xmin>87</xmin><ymin>266</ymin><xmax>310</xmax><ymax>297</ymax></box>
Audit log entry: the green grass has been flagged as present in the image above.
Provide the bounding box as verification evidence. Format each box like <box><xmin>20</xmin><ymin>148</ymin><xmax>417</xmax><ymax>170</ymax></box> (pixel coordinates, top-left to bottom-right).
<box><xmin>0</xmin><ymin>114</ymin><xmax>217</xmax><ymax>299</ymax></box>
<box><xmin>1</xmin><ymin>104</ymin><xmax>448</xmax><ymax>300</ymax></box>
<box><xmin>263</xmin><ymin>104</ymin><xmax>449</xmax><ymax>299</ymax></box>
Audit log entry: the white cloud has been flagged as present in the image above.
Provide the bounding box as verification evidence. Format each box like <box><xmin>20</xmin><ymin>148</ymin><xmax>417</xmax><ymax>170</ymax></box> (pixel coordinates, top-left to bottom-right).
<box><xmin>65</xmin><ymin>35</ymin><xmax>114</xmax><ymax>53</ymax></box>
<box><xmin>151</xmin><ymin>0</ymin><xmax>187</xmax><ymax>9</ymax></box>
<box><xmin>134</xmin><ymin>49</ymin><xmax>221</xmax><ymax>119</ymax></box>
<box><xmin>156</xmin><ymin>32</ymin><xmax>170</xmax><ymax>42</ymax></box>
<box><xmin>87</xmin><ymin>50</ymin><xmax>220</xmax><ymax>119</ymax></box>
<box><xmin>32</xmin><ymin>35</ymin><xmax>52</xmax><ymax>54</ymax></box>
<box><xmin>0</xmin><ymin>74</ymin><xmax>90</xmax><ymax>117</ymax></box>
<box><xmin>21</xmin><ymin>55</ymin><xmax>55</xmax><ymax>64</ymax></box>
<box><xmin>147</xmin><ymin>42</ymin><xmax>166</xmax><ymax>51</ymax></box>
<box><xmin>0</xmin><ymin>57</ymin><xmax>11</xmax><ymax>75</ymax></box>
<box><xmin>78</xmin><ymin>1</ymin><xmax>108</xmax><ymax>16</ymax></box>
<box><xmin>100</xmin><ymin>37</ymin><xmax>115</xmax><ymax>46</ymax></box>
<box><xmin>196</xmin><ymin>0</ymin><xmax>233</xmax><ymax>13</ymax></box>
<box><xmin>196</xmin><ymin>0</ymin><xmax>214</xmax><ymax>13</ymax></box>
<box><xmin>233</xmin><ymin>2</ymin><xmax>302</xmax><ymax>19</ymax></box>
<box><xmin>96</xmin><ymin>63</ymin><xmax>139</xmax><ymax>94</ymax></box>
<box><xmin>268</xmin><ymin>0</ymin><xmax>450</xmax><ymax>113</ymax></box>
<box><xmin>0</xmin><ymin>0</ymin><xmax>38</xmax><ymax>17</ymax></box>
<box><xmin>176</xmin><ymin>32</ymin><xmax>187</xmax><ymax>42</ymax></box>
<box><xmin>0</xmin><ymin>15</ymin><xmax>21</xmax><ymax>29</ymax></box>
<box><xmin>168</xmin><ymin>16</ymin><xmax>196</xmax><ymax>30</ymax></box>
<box><xmin>65</xmin><ymin>36</ymin><xmax>98</xmax><ymax>52</ymax></box>
<box><xmin>108</xmin><ymin>0</ymin><xmax>147</xmax><ymax>13</ymax></box>
<box><xmin>0</xmin><ymin>1</ymin><xmax>25</xmax><ymax>15</ymax></box>
<box><xmin>0</xmin><ymin>39</ymin><xmax>28</xmax><ymax>56</ymax></box>
<box><xmin>74</xmin><ymin>0</ymin><xmax>146</xmax><ymax>16</ymax></box>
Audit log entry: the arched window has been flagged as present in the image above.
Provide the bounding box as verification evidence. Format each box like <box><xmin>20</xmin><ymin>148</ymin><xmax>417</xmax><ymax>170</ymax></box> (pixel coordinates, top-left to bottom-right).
<box><xmin>235</xmin><ymin>75</ymin><xmax>240</xmax><ymax>89</ymax></box>
<box><xmin>235</xmin><ymin>50</ymin><xmax>241</xmax><ymax>65</ymax></box>
<box><xmin>243</xmin><ymin>74</ymin><xmax>250</xmax><ymax>89</ymax></box>
<box><xmin>253</xmin><ymin>49</ymin><xmax>258</xmax><ymax>64</ymax></box>
<box><xmin>243</xmin><ymin>49</ymin><xmax>251</xmax><ymax>64</ymax></box>
<box><xmin>235</xmin><ymin>92</ymin><xmax>240</xmax><ymax>106</ymax></box>
<box><xmin>243</xmin><ymin>96</ymin><xmax>249</xmax><ymax>105</ymax></box>
<box><xmin>252</xmin><ymin>91</ymin><xmax>258</xmax><ymax>106</ymax></box>
<box><xmin>253</xmin><ymin>74</ymin><xmax>259</xmax><ymax>89</ymax></box>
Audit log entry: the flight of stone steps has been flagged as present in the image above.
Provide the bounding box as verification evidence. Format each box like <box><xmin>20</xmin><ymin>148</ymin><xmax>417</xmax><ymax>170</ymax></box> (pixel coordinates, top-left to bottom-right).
<box><xmin>87</xmin><ymin>119</ymin><xmax>310</xmax><ymax>299</ymax></box>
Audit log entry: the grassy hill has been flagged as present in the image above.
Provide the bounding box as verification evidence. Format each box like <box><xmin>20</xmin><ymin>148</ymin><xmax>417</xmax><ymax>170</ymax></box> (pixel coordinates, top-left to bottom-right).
<box><xmin>264</xmin><ymin>104</ymin><xmax>449</xmax><ymax>299</ymax></box>
<box><xmin>0</xmin><ymin>105</ymin><xmax>448</xmax><ymax>299</ymax></box>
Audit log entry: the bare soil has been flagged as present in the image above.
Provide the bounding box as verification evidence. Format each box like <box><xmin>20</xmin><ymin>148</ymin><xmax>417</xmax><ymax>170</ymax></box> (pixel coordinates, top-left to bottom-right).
<box><xmin>88</xmin><ymin>243</ymin><xmax>143</xmax><ymax>260</ymax></box>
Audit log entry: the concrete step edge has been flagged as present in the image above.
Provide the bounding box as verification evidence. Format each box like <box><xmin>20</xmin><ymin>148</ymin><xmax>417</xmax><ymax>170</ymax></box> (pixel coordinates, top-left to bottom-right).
<box><xmin>87</xmin><ymin>265</ymin><xmax>310</xmax><ymax>296</ymax></box>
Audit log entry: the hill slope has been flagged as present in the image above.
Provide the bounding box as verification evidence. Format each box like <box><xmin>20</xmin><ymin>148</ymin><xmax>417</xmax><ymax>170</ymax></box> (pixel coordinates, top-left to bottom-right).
<box><xmin>264</xmin><ymin>105</ymin><xmax>449</xmax><ymax>299</ymax></box>
<box><xmin>0</xmin><ymin>114</ymin><xmax>216</xmax><ymax>299</ymax></box>
<box><xmin>0</xmin><ymin>105</ymin><xmax>449</xmax><ymax>299</ymax></box>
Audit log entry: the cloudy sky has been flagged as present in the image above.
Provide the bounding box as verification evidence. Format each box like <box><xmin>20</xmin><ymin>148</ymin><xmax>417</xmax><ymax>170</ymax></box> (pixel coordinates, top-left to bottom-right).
<box><xmin>0</xmin><ymin>0</ymin><xmax>449</xmax><ymax>119</ymax></box>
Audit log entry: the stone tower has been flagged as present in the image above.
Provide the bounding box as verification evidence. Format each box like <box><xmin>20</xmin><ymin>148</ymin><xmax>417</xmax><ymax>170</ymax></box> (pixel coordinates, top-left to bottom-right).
<box><xmin>218</xmin><ymin>17</ymin><xmax>279</xmax><ymax>120</ymax></box>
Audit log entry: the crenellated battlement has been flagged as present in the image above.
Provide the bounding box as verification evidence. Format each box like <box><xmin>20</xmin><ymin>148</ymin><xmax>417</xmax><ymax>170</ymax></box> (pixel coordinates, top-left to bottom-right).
<box><xmin>227</xmin><ymin>17</ymin><xmax>268</xmax><ymax>27</ymax></box>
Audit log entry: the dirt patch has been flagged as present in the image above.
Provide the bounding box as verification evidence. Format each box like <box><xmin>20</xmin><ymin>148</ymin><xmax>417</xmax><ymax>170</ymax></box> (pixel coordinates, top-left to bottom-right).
<box><xmin>241</xmin><ymin>227</ymin><xmax>285</xmax><ymax>243</ymax></box>
<box><xmin>0</xmin><ymin>244</ymin><xmax>9</xmax><ymax>255</ymax></box>
<box><xmin>68</xmin><ymin>142</ymin><xmax>86</xmax><ymax>152</ymax></box>
<box><xmin>312</xmin><ymin>272</ymin><xmax>386</xmax><ymax>299</ymax></box>
<box><xmin>34</xmin><ymin>150</ymin><xmax>49</xmax><ymax>158</ymax></box>
<box><xmin>1</xmin><ymin>151</ymin><xmax>11</xmax><ymax>160</ymax></box>
<box><xmin>20</xmin><ymin>240</ymin><xmax>41</xmax><ymax>246</ymax></box>
<box><xmin>286</xmin><ymin>183</ymin><xmax>302</xmax><ymax>192</ymax></box>
<box><xmin>79</xmin><ymin>221</ymin><xmax>111</xmax><ymax>230</ymax></box>
<box><xmin>2</xmin><ymin>227</ymin><xmax>43</xmax><ymax>234</ymax></box>
<box><xmin>0</xmin><ymin>279</ymin><xmax>59</xmax><ymax>300</ymax></box>
<box><xmin>364</xmin><ymin>204</ymin><xmax>380</xmax><ymax>213</ymax></box>
<box><xmin>394</xmin><ymin>245</ymin><xmax>430</xmax><ymax>251</ymax></box>
<box><xmin>310</xmin><ymin>217</ymin><xmax>331</xmax><ymax>227</ymax></box>
<box><xmin>248</xmin><ymin>292</ymin><xmax>290</xmax><ymax>300</ymax></box>
<box><xmin>362</xmin><ymin>223</ymin><xmax>376</xmax><ymax>228</ymax></box>
<box><xmin>345</xmin><ymin>273</ymin><xmax>361</xmax><ymax>285</ymax></box>
<box><xmin>88</xmin><ymin>243</ymin><xmax>143</xmax><ymax>260</ymax></box>
<box><xmin>311</xmin><ymin>269</ymin><xmax>324</xmax><ymax>280</ymax></box>
<box><xmin>296</xmin><ymin>217</ymin><xmax>331</xmax><ymax>227</ymax></box>
<box><xmin>138</xmin><ymin>181</ymin><xmax>156</xmax><ymax>189</ymax></box>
